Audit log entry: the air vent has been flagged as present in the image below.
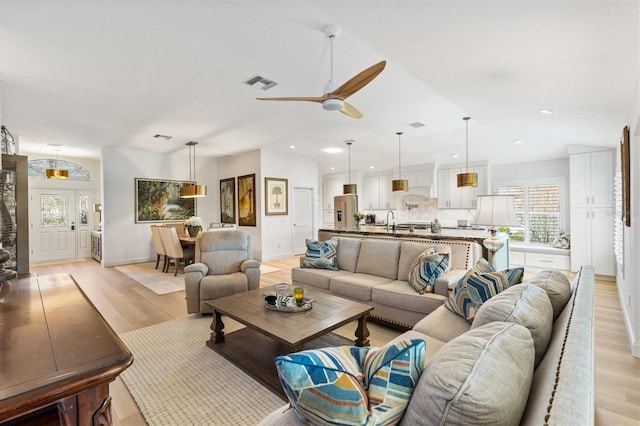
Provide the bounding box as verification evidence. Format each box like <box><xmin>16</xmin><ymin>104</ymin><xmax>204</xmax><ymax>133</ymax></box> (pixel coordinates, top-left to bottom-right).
<box><xmin>154</xmin><ymin>134</ymin><xmax>172</xmax><ymax>140</ymax></box>
<box><xmin>409</xmin><ymin>122</ymin><xmax>426</xmax><ymax>128</ymax></box>
<box><xmin>245</xmin><ymin>75</ymin><xmax>278</xmax><ymax>90</ymax></box>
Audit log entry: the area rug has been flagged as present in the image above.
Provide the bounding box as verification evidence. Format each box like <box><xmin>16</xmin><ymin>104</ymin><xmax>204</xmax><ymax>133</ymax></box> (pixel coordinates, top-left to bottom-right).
<box><xmin>119</xmin><ymin>316</ymin><xmax>286</xmax><ymax>426</ymax></box>
<box><xmin>115</xmin><ymin>262</ymin><xmax>184</xmax><ymax>295</ymax></box>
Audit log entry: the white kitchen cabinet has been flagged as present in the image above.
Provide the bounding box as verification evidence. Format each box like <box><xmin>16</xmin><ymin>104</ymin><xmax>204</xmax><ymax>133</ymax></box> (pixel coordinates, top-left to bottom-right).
<box><xmin>437</xmin><ymin>165</ymin><xmax>487</xmax><ymax>209</ymax></box>
<box><xmin>510</xmin><ymin>246</ymin><xmax>571</xmax><ymax>272</ymax></box>
<box><xmin>570</xmin><ymin>207</ymin><xmax>615</xmax><ymax>275</ymax></box>
<box><xmin>570</xmin><ymin>151</ymin><xmax>614</xmax><ymax>208</ymax></box>
<box><xmin>569</xmin><ymin>149</ymin><xmax>615</xmax><ymax>275</ymax></box>
<box><xmin>322</xmin><ymin>174</ymin><xmax>347</xmax><ymax>210</ymax></box>
<box><xmin>363</xmin><ymin>174</ymin><xmax>392</xmax><ymax>210</ymax></box>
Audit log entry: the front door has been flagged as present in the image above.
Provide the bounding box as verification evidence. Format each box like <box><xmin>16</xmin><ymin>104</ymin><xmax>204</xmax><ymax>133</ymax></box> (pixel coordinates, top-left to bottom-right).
<box><xmin>30</xmin><ymin>189</ymin><xmax>93</xmax><ymax>263</ymax></box>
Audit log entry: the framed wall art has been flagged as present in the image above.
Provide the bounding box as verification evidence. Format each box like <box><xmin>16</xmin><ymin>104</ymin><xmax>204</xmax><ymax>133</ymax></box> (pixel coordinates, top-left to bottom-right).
<box><xmin>220</xmin><ymin>177</ymin><xmax>236</xmax><ymax>224</ymax></box>
<box><xmin>237</xmin><ymin>174</ymin><xmax>256</xmax><ymax>226</ymax></box>
<box><xmin>621</xmin><ymin>125</ymin><xmax>631</xmax><ymax>227</ymax></box>
<box><xmin>265</xmin><ymin>177</ymin><xmax>288</xmax><ymax>215</ymax></box>
<box><xmin>135</xmin><ymin>178</ymin><xmax>195</xmax><ymax>223</ymax></box>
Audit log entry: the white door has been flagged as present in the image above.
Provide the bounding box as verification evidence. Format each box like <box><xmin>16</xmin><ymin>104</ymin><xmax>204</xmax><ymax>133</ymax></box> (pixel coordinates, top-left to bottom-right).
<box><xmin>292</xmin><ymin>187</ymin><xmax>314</xmax><ymax>255</ymax></box>
<box><xmin>30</xmin><ymin>189</ymin><xmax>93</xmax><ymax>263</ymax></box>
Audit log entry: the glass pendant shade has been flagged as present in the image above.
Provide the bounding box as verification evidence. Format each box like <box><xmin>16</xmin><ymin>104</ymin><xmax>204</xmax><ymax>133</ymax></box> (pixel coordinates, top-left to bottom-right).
<box><xmin>457</xmin><ymin>116</ymin><xmax>478</xmax><ymax>188</ymax></box>
<box><xmin>179</xmin><ymin>141</ymin><xmax>207</xmax><ymax>198</ymax></box>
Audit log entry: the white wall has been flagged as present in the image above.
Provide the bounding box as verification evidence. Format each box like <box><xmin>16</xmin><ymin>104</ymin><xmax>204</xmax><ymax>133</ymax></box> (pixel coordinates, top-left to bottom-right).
<box><xmin>261</xmin><ymin>149</ymin><xmax>318</xmax><ymax>261</ymax></box>
<box><xmin>101</xmin><ymin>146</ymin><xmax>218</xmax><ymax>266</ymax></box>
<box><xmin>618</xmin><ymin>76</ymin><xmax>640</xmax><ymax>357</ymax></box>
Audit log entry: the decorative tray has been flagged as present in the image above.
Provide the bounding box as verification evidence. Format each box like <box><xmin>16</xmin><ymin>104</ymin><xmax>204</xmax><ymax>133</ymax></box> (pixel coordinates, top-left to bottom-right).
<box><xmin>264</xmin><ymin>297</ymin><xmax>312</xmax><ymax>313</ymax></box>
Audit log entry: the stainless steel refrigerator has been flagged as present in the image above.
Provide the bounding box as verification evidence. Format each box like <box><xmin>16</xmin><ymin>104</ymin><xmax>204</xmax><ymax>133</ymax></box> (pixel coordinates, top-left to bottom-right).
<box><xmin>334</xmin><ymin>194</ymin><xmax>358</xmax><ymax>228</ymax></box>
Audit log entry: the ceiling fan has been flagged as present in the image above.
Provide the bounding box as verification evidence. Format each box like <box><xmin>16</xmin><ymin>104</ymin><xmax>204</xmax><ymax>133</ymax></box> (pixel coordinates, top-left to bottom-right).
<box><xmin>257</xmin><ymin>24</ymin><xmax>386</xmax><ymax>119</ymax></box>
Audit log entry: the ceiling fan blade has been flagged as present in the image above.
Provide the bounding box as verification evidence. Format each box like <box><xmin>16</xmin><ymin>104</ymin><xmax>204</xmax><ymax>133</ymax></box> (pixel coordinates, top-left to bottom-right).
<box><xmin>256</xmin><ymin>96</ymin><xmax>327</xmax><ymax>103</ymax></box>
<box><xmin>330</xmin><ymin>60</ymin><xmax>386</xmax><ymax>100</ymax></box>
<box><xmin>340</xmin><ymin>101</ymin><xmax>363</xmax><ymax>119</ymax></box>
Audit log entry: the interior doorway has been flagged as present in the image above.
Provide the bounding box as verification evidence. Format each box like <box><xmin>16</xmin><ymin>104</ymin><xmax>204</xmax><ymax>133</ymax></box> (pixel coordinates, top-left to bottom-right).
<box><xmin>292</xmin><ymin>187</ymin><xmax>314</xmax><ymax>255</ymax></box>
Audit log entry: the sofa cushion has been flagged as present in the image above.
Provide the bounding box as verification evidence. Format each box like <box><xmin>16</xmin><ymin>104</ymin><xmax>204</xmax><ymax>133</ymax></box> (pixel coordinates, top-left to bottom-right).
<box><xmin>371</xmin><ymin>281</ymin><xmax>447</xmax><ymax>315</ymax></box>
<box><xmin>301</xmin><ymin>238</ymin><xmax>339</xmax><ymax>270</ymax></box>
<box><xmin>356</xmin><ymin>239</ymin><xmax>401</xmax><ymax>280</ymax></box>
<box><xmin>291</xmin><ymin>267</ymin><xmax>352</xmax><ymax>290</ymax></box>
<box><xmin>412</xmin><ymin>305</ymin><xmax>472</xmax><ymax>342</ymax></box>
<box><xmin>400</xmin><ymin>322</ymin><xmax>535</xmax><ymax>426</ymax></box>
<box><xmin>336</xmin><ymin>237</ymin><xmax>362</xmax><ymax>272</ymax></box>
<box><xmin>330</xmin><ymin>273</ymin><xmax>392</xmax><ymax>301</ymax></box>
<box><xmin>408</xmin><ymin>250</ymin><xmax>449</xmax><ymax>294</ymax></box>
<box><xmin>275</xmin><ymin>339</ymin><xmax>426</xmax><ymax>426</ymax></box>
<box><xmin>523</xmin><ymin>269</ymin><xmax>571</xmax><ymax>320</ymax></box>
<box><xmin>472</xmin><ymin>283</ymin><xmax>553</xmax><ymax>367</ymax></box>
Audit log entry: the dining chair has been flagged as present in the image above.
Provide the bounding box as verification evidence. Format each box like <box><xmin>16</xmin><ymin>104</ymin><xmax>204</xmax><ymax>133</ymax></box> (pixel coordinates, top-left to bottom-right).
<box><xmin>159</xmin><ymin>226</ymin><xmax>195</xmax><ymax>276</ymax></box>
<box><xmin>150</xmin><ymin>225</ymin><xmax>167</xmax><ymax>271</ymax></box>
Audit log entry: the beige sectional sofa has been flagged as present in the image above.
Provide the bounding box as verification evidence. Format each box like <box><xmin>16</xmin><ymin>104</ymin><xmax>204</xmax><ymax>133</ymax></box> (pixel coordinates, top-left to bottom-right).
<box><xmin>291</xmin><ymin>236</ymin><xmax>483</xmax><ymax>328</ymax></box>
<box><xmin>261</xmin><ymin>266</ymin><xmax>595</xmax><ymax>425</ymax></box>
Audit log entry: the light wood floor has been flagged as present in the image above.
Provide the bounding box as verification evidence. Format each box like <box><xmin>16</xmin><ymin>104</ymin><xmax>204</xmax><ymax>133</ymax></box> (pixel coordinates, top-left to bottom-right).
<box><xmin>29</xmin><ymin>258</ymin><xmax>640</xmax><ymax>425</ymax></box>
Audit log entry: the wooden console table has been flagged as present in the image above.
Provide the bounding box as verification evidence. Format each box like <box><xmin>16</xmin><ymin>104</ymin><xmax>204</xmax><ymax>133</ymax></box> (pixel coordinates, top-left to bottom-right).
<box><xmin>0</xmin><ymin>274</ymin><xmax>133</xmax><ymax>425</ymax></box>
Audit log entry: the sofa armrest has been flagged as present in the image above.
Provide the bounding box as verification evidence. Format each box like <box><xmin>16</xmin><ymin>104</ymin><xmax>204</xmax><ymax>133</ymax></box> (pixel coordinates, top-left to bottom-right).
<box><xmin>241</xmin><ymin>259</ymin><xmax>261</xmax><ymax>291</ymax></box>
<box><xmin>184</xmin><ymin>263</ymin><xmax>208</xmax><ymax>314</ymax></box>
<box><xmin>433</xmin><ymin>269</ymin><xmax>467</xmax><ymax>296</ymax></box>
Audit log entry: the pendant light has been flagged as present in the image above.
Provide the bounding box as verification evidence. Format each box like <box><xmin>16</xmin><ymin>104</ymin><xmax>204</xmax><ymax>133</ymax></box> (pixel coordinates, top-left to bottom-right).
<box><xmin>392</xmin><ymin>132</ymin><xmax>409</xmax><ymax>192</ymax></box>
<box><xmin>457</xmin><ymin>116</ymin><xmax>478</xmax><ymax>187</ymax></box>
<box><xmin>46</xmin><ymin>146</ymin><xmax>69</xmax><ymax>179</ymax></box>
<box><xmin>179</xmin><ymin>141</ymin><xmax>207</xmax><ymax>198</ymax></box>
<box><xmin>343</xmin><ymin>140</ymin><xmax>357</xmax><ymax>194</ymax></box>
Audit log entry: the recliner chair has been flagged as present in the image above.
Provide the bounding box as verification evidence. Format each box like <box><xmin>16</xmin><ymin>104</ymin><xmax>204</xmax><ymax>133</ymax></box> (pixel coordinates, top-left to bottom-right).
<box><xmin>184</xmin><ymin>229</ymin><xmax>261</xmax><ymax>314</ymax></box>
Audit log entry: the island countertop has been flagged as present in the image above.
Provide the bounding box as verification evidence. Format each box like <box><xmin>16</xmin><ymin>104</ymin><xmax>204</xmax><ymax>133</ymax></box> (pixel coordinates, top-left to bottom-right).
<box><xmin>319</xmin><ymin>226</ymin><xmax>493</xmax><ymax>241</ymax></box>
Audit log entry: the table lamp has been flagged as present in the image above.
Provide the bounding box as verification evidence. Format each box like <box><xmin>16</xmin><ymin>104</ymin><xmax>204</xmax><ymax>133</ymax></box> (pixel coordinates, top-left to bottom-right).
<box><xmin>472</xmin><ymin>195</ymin><xmax>521</xmax><ymax>254</ymax></box>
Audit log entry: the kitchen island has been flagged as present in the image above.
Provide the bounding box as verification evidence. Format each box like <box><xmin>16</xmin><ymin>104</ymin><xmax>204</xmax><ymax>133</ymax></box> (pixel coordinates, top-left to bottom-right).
<box><xmin>318</xmin><ymin>226</ymin><xmax>509</xmax><ymax>269</ymax></box>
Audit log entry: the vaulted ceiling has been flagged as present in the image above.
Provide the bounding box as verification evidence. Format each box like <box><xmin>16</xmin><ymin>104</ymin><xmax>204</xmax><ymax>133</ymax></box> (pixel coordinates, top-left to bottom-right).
<box><xmin>1</xmin><ymin>1</ymin><xmax>638</xmax><ymax>175</ymax></box>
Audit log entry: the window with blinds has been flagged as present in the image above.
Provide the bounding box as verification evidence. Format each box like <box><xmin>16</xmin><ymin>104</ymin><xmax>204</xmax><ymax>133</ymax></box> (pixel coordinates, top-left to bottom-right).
<box><xmin>496</xmin><ymin>183</ymin><xmax>561</xmax><ymax>244</ymax></box>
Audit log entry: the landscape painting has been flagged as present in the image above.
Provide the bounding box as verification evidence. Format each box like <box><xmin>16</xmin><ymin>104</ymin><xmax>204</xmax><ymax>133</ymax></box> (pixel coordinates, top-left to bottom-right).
<box><xmin>135</xmin><ymin>178</ymin><xmax>195</xmax><ymax>223</ymax></box>
<box><xmin>237</xmin><ymin>174</ymin><xmax>256</xmax><ymax>226</ymax></box>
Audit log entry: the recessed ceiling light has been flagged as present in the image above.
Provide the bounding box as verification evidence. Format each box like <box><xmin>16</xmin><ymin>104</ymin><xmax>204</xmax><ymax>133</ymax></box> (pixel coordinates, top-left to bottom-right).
<box><xmin>369</xmin><ymin>166</ymin><xmax>375</xmax><ymax>169</ymax></box>
<box><xmin>513</xmin><ymin>140</ymin><xmax>523</xmax><ymax>145</ymax></box>
<box><xmin>330</xmin><ymin>166</ymin><xmax>335</xmax><ymax>170</ymax></box>
<box><xmin>539</xmin><ymin>109</ymin><xmax>555</xmax><ymax>115</ymax></box>
<box><xmin>290</xmin><ymin>145</ymin><xmax>295</xmax><ymax>149</ymax></box>
<box><xmin>323</xmin><ymin>147</ymin><xmax>342</xmax><ymax>154</ymax></box>
<box><xmin>451</xmin><ymin>154</ymin><xmax>459</xmax><ymax>158</ymax></box>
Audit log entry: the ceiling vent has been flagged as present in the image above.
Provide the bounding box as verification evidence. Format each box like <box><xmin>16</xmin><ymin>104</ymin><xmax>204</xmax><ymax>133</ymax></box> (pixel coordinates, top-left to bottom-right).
<box><xmin>245</xmin><ymin>75</ymin><xmax>278</xmax><ymax>90</ymax></box>
<box><xmin>409</xmin><ymin>122</ymin><xmax>425</xmax><ymax>128</ymax></box>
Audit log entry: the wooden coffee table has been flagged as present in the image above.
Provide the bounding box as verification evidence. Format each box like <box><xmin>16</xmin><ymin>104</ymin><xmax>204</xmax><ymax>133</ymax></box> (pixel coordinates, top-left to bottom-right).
<box><xmin>205</xmin><ymin>284</ymin><xmax>373</xmax><ymax>398</ymax></box>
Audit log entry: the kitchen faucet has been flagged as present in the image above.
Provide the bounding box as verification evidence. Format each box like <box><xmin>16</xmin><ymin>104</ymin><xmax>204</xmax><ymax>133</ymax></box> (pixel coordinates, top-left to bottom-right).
<box><xmin>386</xmin><ymin>210</ymin><xmax>395</xmax><ymax>231</ymax></box>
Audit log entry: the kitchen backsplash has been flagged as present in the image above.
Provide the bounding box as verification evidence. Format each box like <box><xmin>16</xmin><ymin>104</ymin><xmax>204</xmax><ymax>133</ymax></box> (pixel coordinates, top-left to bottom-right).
<box><xmin>361</xmin><ymin>194</ymin><xmax>477</xmax><ymax>227</ymax></box>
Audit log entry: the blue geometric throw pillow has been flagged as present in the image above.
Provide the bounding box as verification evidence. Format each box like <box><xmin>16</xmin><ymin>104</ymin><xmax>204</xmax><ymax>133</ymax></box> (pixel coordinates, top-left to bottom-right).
<box><xmin>301</xmin><ymin>238</ymin><xmax>339</xmax><ymax>270</ymax></box>
<box><xmin>408</xmin><ymin>249</ymin><xmax>450</xmax><ymax>294</ymax></box>
<box><xmin>275</xmin><ymin>339</ymin><xmax>426</xmax><ymax>426</ymax></box>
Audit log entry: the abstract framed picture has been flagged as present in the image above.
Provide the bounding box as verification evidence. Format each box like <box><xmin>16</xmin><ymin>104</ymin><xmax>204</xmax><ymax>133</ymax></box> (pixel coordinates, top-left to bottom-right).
<box><xmin>220</xmin><ymin>177</ymin><xmax>236</xmax><ymax>224</ymax></box>
<box><xmin>265</xmin><ymin>177</ymin><xmax>288</xmax><ymax>215</ymax></box>
<box><xmin>135</xmin><ymin>178</ymin><xmax>195</xmax><ymax>223</ymax></box>
<box><xmin>237</xmin><ymin>174</ymin><xmax>256</xmax><ymax>226</ymax></box>
<box><xmin>621</xmin><ymin>125</ymin><xmax>631</xmax><ymax>227</ymax></box>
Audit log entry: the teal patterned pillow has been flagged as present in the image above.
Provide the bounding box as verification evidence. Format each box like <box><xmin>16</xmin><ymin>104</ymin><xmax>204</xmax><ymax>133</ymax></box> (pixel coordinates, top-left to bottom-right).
<box><xmin>408</xmin><ymin>249</ymin><xmax>450</xmax><ymax>294</ymax></box>
<box><xmin>301</xmin><ymin>238</ymin><xmax>339</xmax><ymax>270</ymax></box>
<box><xmin>275</xmin><ymin>339</ymin><xmax>426</xmax><ymax>426</ymax></box>
<box><xmin>445</xmin><ymin>265</ymin><xmax>523</xmax><ymax>322</ymax></box>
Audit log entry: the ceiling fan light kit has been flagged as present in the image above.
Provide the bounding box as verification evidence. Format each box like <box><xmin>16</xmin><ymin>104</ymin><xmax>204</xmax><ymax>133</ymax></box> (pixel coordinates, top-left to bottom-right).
<box><xmin>457</xmin><ymin>116</ymin><xmax>478</xmax><ymax>188</ymax></box>
<box><xmin>256</xmin><ymin>24</ymin><xmax>386</xmax><ymax>119</ymax></box>
<box><xmin>179</xmin><ymin>141</ymin><xmax>207</xmax><ymax>198</ymax></box>
<box><xmin>392</xmin><ymin>131</ymin><xmax>409</xmax><ymax>192</ymax></box>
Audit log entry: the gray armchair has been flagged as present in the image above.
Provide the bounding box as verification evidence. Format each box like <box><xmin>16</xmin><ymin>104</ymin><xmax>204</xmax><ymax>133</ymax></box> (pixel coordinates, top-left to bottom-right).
<box><xmin>184</xmin><ymin>229</ymin><xmax>261</xmax><ymax>314</ymax></box>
